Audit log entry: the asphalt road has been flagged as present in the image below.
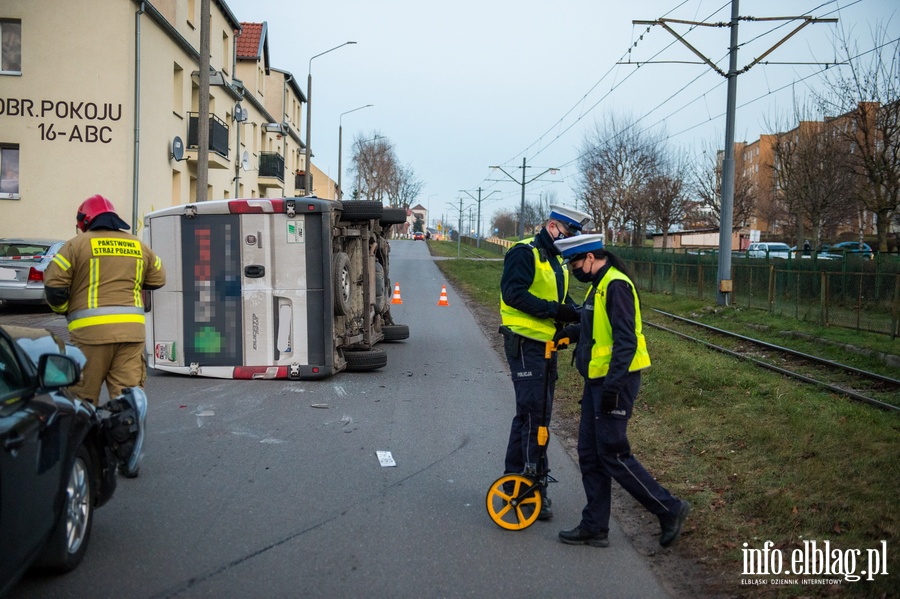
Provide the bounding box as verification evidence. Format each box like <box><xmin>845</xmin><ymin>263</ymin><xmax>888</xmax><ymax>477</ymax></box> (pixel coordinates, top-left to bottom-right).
<box><xmin>6</xmin><ymin>240</ymin><xmax>670</xmax><ymax>598</ymax></box>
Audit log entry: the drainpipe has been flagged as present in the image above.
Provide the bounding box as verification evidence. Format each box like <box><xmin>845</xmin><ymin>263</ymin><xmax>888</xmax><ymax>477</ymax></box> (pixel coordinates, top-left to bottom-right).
<box><xmin>132</xmin><ymin>2</ymin><xmax>144</xmax><ymax>232</ymax></box>
<box><xmin>283</xmin><ymin>73</ymin><xmax>292</xmax><ymax>190</ymax></box>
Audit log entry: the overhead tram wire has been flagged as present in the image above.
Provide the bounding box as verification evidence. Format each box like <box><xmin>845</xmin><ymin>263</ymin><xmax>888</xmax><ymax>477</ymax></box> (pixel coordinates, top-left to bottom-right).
<box><xmin>547</xmin><ymin>0</ymin><xmax>865</xmax><ymax>176</ymax></box>
<box><xmin>666</xmin><ymin>34</ymin><xmax>900</xmax><ymax>139</ymax></box>
<box><xmin>468</xmin><ymin>0</ymin><xmax>727</xmax><ymax>192</ymax></box>
<box><xmin>469</xmin><ymin>0</ymin><xmax>871</xmax><ymax>195</ymax></box>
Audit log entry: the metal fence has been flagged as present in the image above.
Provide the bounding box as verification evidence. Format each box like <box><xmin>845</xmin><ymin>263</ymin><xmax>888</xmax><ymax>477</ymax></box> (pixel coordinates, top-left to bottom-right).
<box><xmin>616</xmin><ymin>247</ymin><xmax>900</xmax><ymax>337</ymax></box>
<box><xmin>456</xmin><ymin>239</ymin><xmax>900</xmax><ymax>337</ymax></box>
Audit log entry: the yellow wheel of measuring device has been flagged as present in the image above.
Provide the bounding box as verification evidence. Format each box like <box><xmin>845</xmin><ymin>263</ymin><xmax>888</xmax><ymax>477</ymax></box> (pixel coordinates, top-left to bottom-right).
<box><xmin>485</xmin><ymin>474</ymin><xmax>542</xmax><ymax>531</ymax></box>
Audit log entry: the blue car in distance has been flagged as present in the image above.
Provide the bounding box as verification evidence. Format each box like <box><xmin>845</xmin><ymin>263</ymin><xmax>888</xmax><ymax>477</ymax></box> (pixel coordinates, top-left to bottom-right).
<box><xmin>821</xmin><ymin>241</ymin><xmax>874</xmax><ymax>260</ymax></box>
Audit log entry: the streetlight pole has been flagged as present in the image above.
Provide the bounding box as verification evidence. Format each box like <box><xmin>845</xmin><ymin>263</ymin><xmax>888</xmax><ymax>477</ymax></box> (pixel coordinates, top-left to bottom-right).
<box><xmin>304</xmin><ymin>41</ymin><xmax>356</xmax><ymax>197</ymax></box>
<box><xmin>490</xmin><ymin>157</ymin><xmax>558</xmax><ymax>239</ymax></box>
<box><xmin>337</xmin><ymin>104</ymin><xmax>372</xmax><ymax>200</ymax></box>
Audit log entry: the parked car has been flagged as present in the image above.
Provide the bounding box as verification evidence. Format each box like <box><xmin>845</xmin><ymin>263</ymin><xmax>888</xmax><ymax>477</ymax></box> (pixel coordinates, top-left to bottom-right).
<box><xmin>0</xmin><ymin>324</ymin><xmax>144</xmax><ymax>595</ymax></box>
<box><xmin>0</xmin><ymin>238</ymin><xmax>66</xmax><ymax>305</ymax></box>
<box><xmin>413</xmin><ymin>232</ymin><xmax>425</xmax><ymax>241</ymax></box>
<box><xmin>747</xmin><ymin>242</ymin><xmax>791</xmax><ymax>259</ymax></box>
<box><xmin>823</xmin><ymin>241</ymin><xmax>874</xmax><ymax>260</ymax></box>
<box><xmin>790</xmin><ymin>245</ymin><xmax>838</xmax><ymax>260</ymax></box>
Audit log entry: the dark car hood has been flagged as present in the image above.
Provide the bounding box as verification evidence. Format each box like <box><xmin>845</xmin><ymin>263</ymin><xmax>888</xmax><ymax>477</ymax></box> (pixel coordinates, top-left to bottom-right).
<box><xmin>1</xmin><ymin>325</ymin><xmax>87</xmax><ymax>368</ymax></box>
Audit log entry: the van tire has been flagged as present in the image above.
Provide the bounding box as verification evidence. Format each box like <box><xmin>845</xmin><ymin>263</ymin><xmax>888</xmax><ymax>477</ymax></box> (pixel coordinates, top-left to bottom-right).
<box><xmin>380</xmin><ymin>208</ymin><xmax>407</xmax><ymax>226</ymax></box>
<box><xmin>382</xmin><ymin>324</ymin><xmax>409</xmax><ymax>341</ymax></box>
<box><xmin>333</xmin><ymin>252</ymin><xmax>352</xmax><ymax>316</ymax></box>
<box><xmin>340</xmin><ymin>201</ymin><xmax>383</xmax><ymax>222</ymax></box>
<box><xmin>344</xmin><ymin>348</ymin><xmax>388</xmax><ymax>371</ymax></box>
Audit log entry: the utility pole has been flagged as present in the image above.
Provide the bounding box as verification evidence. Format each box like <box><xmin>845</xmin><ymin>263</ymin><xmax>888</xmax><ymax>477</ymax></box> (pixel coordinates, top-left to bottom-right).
<box><xmin>460</xmin><ymin>187</ymin><xmax>499</xmax><ymax>247</ymax></box>
<box><xmin>632</xmin><ymin>2</ymin><xmax>835</xmax><ymax>305</ymax></box>
<box><xmin>197</xmin><ymin>0</ymin><xmax>211</xmax><ymax>202</ymax></box>
<box><xmin>490</xmin><ymin>158</ymin><xmax>559</xmax><ymax>239</ymax></box>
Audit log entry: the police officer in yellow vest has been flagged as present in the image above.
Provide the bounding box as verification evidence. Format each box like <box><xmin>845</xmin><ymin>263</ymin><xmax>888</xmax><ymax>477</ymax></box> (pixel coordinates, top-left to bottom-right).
<box><xmin>552</xmin><ymin>234</ymin><xmax>689</xmax><ymax>548</ymax></box>
<box><xmin>44</xmin><ymin>195</ymin><xmax>166</xmax><ymax>409</ymax></box>
<box><xmin>499</xmin><ymin>205</ymin><xmax>592</xmax><ymax>521</ymax></box>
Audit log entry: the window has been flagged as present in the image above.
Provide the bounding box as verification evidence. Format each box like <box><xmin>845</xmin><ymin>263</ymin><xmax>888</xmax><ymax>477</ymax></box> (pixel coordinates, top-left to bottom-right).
<box><xmin>0</xmin><ymin>145</ymin><xmax>19</xmax><ymax>197</ymax></box>
<box><xmin>1</xmin><ymin>19</ymin><xmax>21</xmax><ymax>74</ymax></box>
<box><xmin>173</xmin><ymin>63</ymin><xmax>184</xmax><ymax>116</ymax></box>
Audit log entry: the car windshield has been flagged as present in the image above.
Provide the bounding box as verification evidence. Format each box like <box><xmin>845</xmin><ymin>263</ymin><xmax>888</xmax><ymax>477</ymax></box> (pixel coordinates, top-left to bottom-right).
<box><xmin>0</xmin><ymin>243</ymin><xmax>51</xmax><ymax>258</ymax></box>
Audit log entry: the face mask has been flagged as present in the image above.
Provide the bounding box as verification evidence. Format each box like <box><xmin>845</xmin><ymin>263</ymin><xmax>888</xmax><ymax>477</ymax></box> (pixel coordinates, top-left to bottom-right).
<box><xmin>571</xmin><ymin>265</ymin><xmax>594</xmax><ymax>283</ymax></box>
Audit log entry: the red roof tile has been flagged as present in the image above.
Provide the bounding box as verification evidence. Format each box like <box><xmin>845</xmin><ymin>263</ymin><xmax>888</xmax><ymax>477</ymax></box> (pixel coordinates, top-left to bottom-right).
<box><xmin>236</xmin><ymin>22</ymin><xmax>263</xmax><ymax>59</ymax></box>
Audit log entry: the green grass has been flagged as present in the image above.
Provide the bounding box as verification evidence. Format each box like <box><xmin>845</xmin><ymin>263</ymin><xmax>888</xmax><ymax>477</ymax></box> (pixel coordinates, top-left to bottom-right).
<box><xmin>430</xmin><ymin>247</ymin><xmax>899</xmax><ymax>598</ymax></box>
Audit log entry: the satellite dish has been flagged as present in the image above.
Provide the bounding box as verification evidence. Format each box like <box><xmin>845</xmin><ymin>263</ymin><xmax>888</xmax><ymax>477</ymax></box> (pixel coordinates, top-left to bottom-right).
<box><xmin>241</xmin><ymin>151</ymin><xmax>250</xmax><ymax>171</ymax></box>
<box><xmin>234</xmin><ymin>102</ymin><xmax>247</xmax><ymax>123</ymax></box>
<box><xmin>171</xmin><ymin>136</ymin><xmax>184</xmax><ymax>161</ymax></box>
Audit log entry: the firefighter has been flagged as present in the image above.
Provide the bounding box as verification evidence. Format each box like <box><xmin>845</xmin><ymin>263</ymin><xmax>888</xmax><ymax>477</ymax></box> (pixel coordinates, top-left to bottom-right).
<box><xmin>498</xmin><ymin>205</ymin><xmax>593</xmax><ymax>521</ymax></box>
<box><xmin>44</xmin><ymin>195</ymin><xmax>165</xmax><ymax>464</ymax></box>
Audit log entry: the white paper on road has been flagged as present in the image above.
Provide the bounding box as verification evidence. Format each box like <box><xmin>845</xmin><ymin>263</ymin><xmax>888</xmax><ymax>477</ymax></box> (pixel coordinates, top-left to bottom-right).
<box><xmin>376</xmin><ymin>451</ymin><xmax>396</xmax><ymax>467</ymax></box>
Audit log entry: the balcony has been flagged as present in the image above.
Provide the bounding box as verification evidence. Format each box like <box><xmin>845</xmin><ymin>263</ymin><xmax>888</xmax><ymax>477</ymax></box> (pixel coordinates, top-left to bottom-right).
<box><xmin>258</xmin><ymin>152</ymin><xmax>285</xmax><ymax>188</ymax></box>
<box><xmin>186</xmin><ymin>112</ymin><xmax>230</xmax><ymax>169</ymax></box>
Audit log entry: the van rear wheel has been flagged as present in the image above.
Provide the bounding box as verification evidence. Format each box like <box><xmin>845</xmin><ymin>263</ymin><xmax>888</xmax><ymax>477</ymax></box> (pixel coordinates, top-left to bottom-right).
<box><xmin>344</xmin><ymin>348</ymin><xmax>387</xmax><ymax>371</ymax></box>
<box><xmin>333</xmin><ymin>252</ymin><xmax>352</xmax><ymax>316</ymax></box>
<box><xmin>382</xmin><ymin>324</ymin><xmax>409</xmax><ymax>342</ymax></box>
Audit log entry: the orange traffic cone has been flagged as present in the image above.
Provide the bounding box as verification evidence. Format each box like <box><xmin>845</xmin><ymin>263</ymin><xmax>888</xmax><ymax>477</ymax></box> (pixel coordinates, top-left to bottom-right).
<box><xmin>437</xmin><ymin>284</ymin><xmax>450</xmax><ymax>306</ymax></box>
<box><xmin>391</xmin><ymin>282</ymin><xmax>403</xmax><ymax>304</ymax></box>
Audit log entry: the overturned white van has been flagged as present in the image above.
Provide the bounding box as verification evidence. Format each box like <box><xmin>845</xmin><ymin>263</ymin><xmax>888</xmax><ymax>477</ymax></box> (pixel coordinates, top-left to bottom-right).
<box><xmin>143</xmin><ymin>197</ymin><xmax>408</xmax><ymax>380</ymax></box>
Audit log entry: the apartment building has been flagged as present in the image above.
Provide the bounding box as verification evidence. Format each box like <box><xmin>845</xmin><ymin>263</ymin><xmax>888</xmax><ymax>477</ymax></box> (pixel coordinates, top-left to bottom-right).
<box><xmin>0</xmin><ymin>0</ymin><xmax>334</xmax><ymax>239</ymax></box>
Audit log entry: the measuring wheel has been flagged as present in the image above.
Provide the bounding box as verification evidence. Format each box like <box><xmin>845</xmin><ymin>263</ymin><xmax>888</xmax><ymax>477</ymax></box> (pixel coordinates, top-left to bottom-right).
<box><xmin>485</xmin><ymin>474</ymin><xmax>542</xmax><ymax>531</ymax></box>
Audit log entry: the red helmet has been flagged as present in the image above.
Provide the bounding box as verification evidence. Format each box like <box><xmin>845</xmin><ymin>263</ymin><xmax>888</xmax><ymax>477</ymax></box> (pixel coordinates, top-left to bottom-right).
<box><xmin>76</xmin><ymin>195</ymin><xmax>119</xmax><ymax>232</ymax></box>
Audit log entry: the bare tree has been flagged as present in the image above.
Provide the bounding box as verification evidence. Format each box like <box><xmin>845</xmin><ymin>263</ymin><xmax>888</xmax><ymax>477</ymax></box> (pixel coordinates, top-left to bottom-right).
<box><xmin>691</xmin><ymin>140</ymin><xmax>757</xmax><ymax>230</ymax></box>
<box><xmin>647</xmin><ymin>149</ymin><xmax>690</xmax><ymax>249</ymax></box>
<box><xmin>491</xmin><ymin>208</ymin><xmax>518</xmax><ymax>239</ymax></box>
<box><xmin>818</xmin><ymin>25</ymin><xmax>900</xmax><ymax>251</ymax></box>
<box><xmin>576</xmin><ymin>114</ymin><xmax>661</xmax><ymax>245</ymax></box>
<box><xmin>385</xmin><ymin>163</ymin><xmax>424</xmax><ymax>209</ymax></box>
<box><xmin>350</xmin><ymin>133</ymin><xmax>397</xmax><ymax>203</ymax></box>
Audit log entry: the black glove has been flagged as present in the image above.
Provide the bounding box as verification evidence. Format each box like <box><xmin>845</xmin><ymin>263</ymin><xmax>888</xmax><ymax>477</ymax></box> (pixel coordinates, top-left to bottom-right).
<box><xmin>600</xmin><ymin>391</ymin><xmax>619</xmax><ymax>414</ymax></box>
<box><xmin>555</xmin><ymin>303</ymin><xmax>579</xmax><ymax>323</ymax></box>
<box><xmin>553</xmin><ymin>324</ymin><xmax>580</xmax><ymax>350</ymax></box>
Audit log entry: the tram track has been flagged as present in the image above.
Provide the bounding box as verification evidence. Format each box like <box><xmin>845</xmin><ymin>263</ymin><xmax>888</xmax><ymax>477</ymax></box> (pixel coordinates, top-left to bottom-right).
<box><xmin>644</xmin><ymin>309</ymin><xmax>900</xmax><ymax>413</ymax></box>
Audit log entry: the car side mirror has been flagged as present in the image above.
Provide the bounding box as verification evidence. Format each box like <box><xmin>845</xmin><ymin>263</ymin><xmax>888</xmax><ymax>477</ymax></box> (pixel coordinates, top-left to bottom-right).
<box><xmin>37</xmin><ymin>353</ymin><xmax>81</xmax><ymax>390</ymax></box>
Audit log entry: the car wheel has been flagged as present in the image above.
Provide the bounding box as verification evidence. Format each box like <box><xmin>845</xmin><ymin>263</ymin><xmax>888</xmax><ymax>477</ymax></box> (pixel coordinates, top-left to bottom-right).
<box><xmin>333</xmin><ymin>252</ymin><xmax>352</xmax><ymax>316</ymax></box>
<box><xmin>382</xmin><ymin>324</ymin><xmax>409</xmax><ymax>342</ymax></box>
<box><xmin>35</xmin><ymin>445</ymin><xmax>95</xmax><ymax>573</ymax></box>
<box><xmin>343</xmin><ymin>348</ymin><xmax>388</xmax><ymax>371</ymax></box>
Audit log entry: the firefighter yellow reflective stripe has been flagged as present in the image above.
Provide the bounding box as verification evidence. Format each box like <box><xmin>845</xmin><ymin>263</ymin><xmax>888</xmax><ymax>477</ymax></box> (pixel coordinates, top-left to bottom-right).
<box><xmin>154</xmin><ymin>256</ymin><xmax>162</xmax><ymax>270</ymax></box>
<box><xmin>68</xmin><ymin>306</ymin><xmax>145</xmax><ymax>321</ymax></box>
<box><xmin>88</xmin><ymin>258</ymin><xmax>100</xmax><ymax>308</ymax></box>
<box><xmin>51</xmin><ymin>254</ymin><xmax>71</xmax><ymax>271</ymax></box>
<box><xmin>68</xmin><ymin>313</ymin><xmax>145</xmax><ymax>331</ymax></box>
<box><xmin>50</xmin><ymin>301</ymin><xmax>68</xmax><ymax>314</ymax></box>
<box><xmin>133</xmin><ymin>259</ymin><xmax>145</xmax><ymax>306</ymax></box>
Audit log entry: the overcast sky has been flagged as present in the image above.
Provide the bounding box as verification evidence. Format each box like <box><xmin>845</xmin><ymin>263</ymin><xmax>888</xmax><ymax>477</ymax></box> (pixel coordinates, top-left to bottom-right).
<box><xmin>224</xmin><ymin>0</ymin><xmax>896</xmax><ymax>232</ymax></box>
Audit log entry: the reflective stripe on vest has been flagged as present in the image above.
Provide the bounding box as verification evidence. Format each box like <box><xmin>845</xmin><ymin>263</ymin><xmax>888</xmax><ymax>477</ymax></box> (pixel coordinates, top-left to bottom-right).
<box><xmin>67</xmin><ymin>306</ymin><xmax>146</xmax><ymax>331</ymax></box>
<box><xmin>586</xmin><ymin>267</ymin><xmax>651</xmax><ymax>379</ymax></box>
<box><xmin>500</xmin><ymin>239</ymin><xmax>568</xmax><ymax>341</ymax></box>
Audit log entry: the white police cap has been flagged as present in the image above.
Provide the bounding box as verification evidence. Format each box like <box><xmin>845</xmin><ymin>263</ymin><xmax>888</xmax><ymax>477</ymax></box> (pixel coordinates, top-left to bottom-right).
<box><xmin>549</xmin><ymin>205</ymin><xmax>593</xmax><ymax>233</ymax></box>
<box><xmin>554</xmin><ymin>233</ymin><xmax>605</xmax><ymax>261</ymax></box>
